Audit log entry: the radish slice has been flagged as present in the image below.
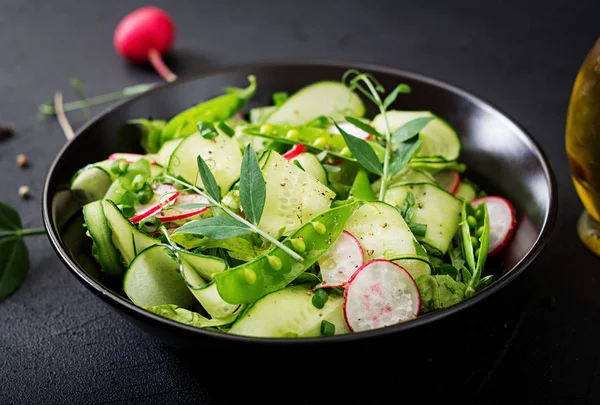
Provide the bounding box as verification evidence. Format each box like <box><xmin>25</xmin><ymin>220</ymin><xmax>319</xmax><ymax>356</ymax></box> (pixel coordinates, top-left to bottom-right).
<box><xmin>130</xmin><ymin>184</ymin><xmax>179</xmax><ymax>223</ymax></box>
<box><xmin>328</xmin><ymin>122</ymin><xmax>371</xmax><ymax>140</ymax></box>
<box><xmin>283</xmin><ymin>144</ymin><xmax>308</xmax><ymax>160</ymax></box>
<box><xmin>471</xmin><ymin>196</ymin><xmax>516</xmax><ymax>255</ymax></box>
<box><xmin>434</xmin><ymin>171</ymin><xmax>460</xmax><ymax>194</ymax></box>
<box><xmin>317</xmin><ymin>231</ymin><xmax>363</xmax><ymax>288</ymax></box>
<box><xmin>109</xmin><ymin>153</ymin><xmax>156</xmax><ymax>165</ymax></box>
<box><xmin>155</xmin><ymin>194</ymin><xmax>211</xmax><ymax>222</ymax></box>
<box><xmin>343</xmin><ymin>260</ymin><xmax>420</xmax><ymax>332</ymax></box>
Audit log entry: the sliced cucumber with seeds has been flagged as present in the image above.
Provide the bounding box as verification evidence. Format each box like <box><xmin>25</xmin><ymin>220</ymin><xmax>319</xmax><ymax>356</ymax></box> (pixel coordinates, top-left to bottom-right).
<box><xmin>371</xmin><ymin>168</ymin><xmax>435</xmax><ymax>194</ymax></box>
<box><xmin>228</xmin><ymin>284</ymin><xmax>349</xmax><ymax>338</ymax></box>
<box><xmin>123</xmin><ymin>244</ymin><xmax>196</xmax><ymax>308</ymax></box>
<box><xmin>289</xmin><ymin>152</ymin><xmax>328</xmax><ymax>185</ymax></box>
<box><xmin>102</xmin><ymin>199</ymin><xmax>159</xmax><ymax>266</ymax></box>
<box><xmin>344</xmin><ymin>201</ymin><xmax>430</xmax><ymax>280</ymax></box>
<box><xmin>372</xmin><ymin>110</ymin><xmax>461</xmax><ymax>161</ymax></box>
<box><xmin>178</xmin><ymin>249</ymin><xmax>227</xmax><ymax>281</ymax></box>
<box><xmin>384</xmin><ymin>183</ymin><xmax>462</xmax><ymax>255</ymax></box>
<box><xmin>264</xmin><ymin>81</ymin><xmax>365</xmax><ymax>126</ymax></box>
<box><xmin>257</xmin><ymin>150</ymin><xmax>335</xmax><ymax>237</ymax></box>
<box><xmin>82</xmin><ymin>200</ymin><xmax>124</xmax><ymax>277</ymax></box>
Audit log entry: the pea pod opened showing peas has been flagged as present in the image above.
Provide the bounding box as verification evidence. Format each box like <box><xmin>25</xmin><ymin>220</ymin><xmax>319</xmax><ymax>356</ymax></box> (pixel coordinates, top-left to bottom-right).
<box><xmin>70</xmin><ymin>70</ymin><xmax>517</xmax><ymax>338</ymax></box>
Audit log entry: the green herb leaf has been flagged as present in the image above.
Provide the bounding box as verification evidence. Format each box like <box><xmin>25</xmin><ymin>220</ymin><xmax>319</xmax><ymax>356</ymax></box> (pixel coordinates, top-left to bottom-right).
<box><xmin>344</xmin><ymin>116</ymin><xmax>382</xmax><ymax>138</ymax></box>
<box><xmin>439</xmin><ymin>263</ymin><xmax>459</xmax><ymax>280</ymax></box>
<box><xmin>198</xmin><ymin>121</ymin><xmax>219</xmax><ymax>140</ymax></box>
<box><xmin>217</xmin><ymin>121</ymin><xmax>235</xmax><ymax>137</ymax></box>
<box><xmin>415</xmin><ymin>274</ymin><xmax>465</xmax><ymax>314</ymax></box>
<box><xmin>197</xmin><ymin>155</ymin><xmax>221</xmax><ymax>202</ymax></box>
<box><xmin>331</xmin><ymin>119</ymin><xmax>383</xmax><ymax>176</ymax></box>
<box><xmin>0</xmin><ymin>236</ymin><xmax>28</xmax><ymax>302</ymax></box>
<box><xmin>399</xmin><ymin>192</ymin><xmax>416</xmax><ymax>222</ymax></box>
<box><xmin>383</xmin><ymin>84</ymin><xmax>411</xmax><ymax>110</ymax></box>
<box><xmin>389</xmin><ymin>138</ymin><xmax>421</xmax><ymax>177</ymax></box>
<box><xmin>0</xmin><ymin>202</ymin><xmax>22</xmax><ymax>230</ymax></box>
<box><xmin>391</xmin><ymin>117</ymin><xmax>434</xmax><ymax>146</ymax></box>
<box><xmin>239</xmin><ymin>145</ymin><xmax>266</xmax><ymax>225</ymax></box>
<box><xmin>408</xmin><ymin>222</ymin><xmax>427</xmax><ymax>237</ymax></box>
<box><xmin>293</xmin><ymin>160</ymin><xmax>305</xmax><ymax>171</ymax></box>
<box><xmin>173</xmin><ymin>217</ymin><xmax>252</xmax><ymax>239</ymax></box>
<box><xmin>272</xmin><ymin>91</ymin><xmax>289</xmax><ymax>106</ymax></box>
<box><xmin>476</xmin><ymin>274</ymin><xmax>494</xmax><ymax>292</ymax></box>
<box><xmin>413</xmin><ymin>239</ymin><xmax>428</xmax><ymax>256</ymax></box>
<box><xmin>448</xmin><ymin>243</ymin><xmax>465</xmax><ymax>271</ymax></box>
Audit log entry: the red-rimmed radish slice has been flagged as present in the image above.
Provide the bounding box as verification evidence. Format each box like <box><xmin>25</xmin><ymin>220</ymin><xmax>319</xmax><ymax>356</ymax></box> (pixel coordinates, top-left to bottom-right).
<box><xmin>283</xmin><ymin>144</ymin><xmax>308</xmax><ymax>160</ymax></box>
<box><xmin>155</xmin><ymin>194</ymin><xmax>211</xmax><ymax>222</ymax></box>
<box><xmin>316</xmin><ymin>231</ymin><xmax>363</xmax><ymax>288</ymax></box>
<box><xmin>130</xmin><ymin>184</ymin><xmax>179</xmax><ymax>223</ymax></box>
<box><xmin>471</xmin><ymin>196</ymin><xmax>516</xmax><ymax>255</ymax></box>
<box><xmin>328</xmin><ymin>122</ymin><xmax>372</xmax><ymax>140</ymax></box>
<box><xmin>343</xmin><ymin>259</ymin><xmax>420</xmax><ymax>332</ymax></box>
<box><xmin>109</xmin><ymin>153</ymin><xmax>156</xmax><ymax>165</ymax></box>
<box><xmin>434</xmin><ymin>171</ymin><xmax>460</xmax><ymax>194</ymax></box>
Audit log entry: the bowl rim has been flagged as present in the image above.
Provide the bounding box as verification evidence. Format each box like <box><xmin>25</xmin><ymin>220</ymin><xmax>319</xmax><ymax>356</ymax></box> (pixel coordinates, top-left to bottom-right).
<box><xmin>42</xmin><ymin>59</ymin><xmax>558</xmax><ymax>345</ymax></box>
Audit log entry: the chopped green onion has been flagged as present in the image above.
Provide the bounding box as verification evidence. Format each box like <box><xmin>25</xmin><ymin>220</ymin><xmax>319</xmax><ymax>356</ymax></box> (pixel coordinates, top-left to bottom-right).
<box><xmin>131</xmin><ymin>174</ymin><xmax>146</xmax><ymax>191</ymax></box>
<box><xmin>136</xmin><ymin>184</ymin><xmax>154</xmax><ymax>205</ymax></box>
<box><xmin>118</xmin><ymin>204</ymin><xmax>135</xmax><ymax>218</ymax></box>
<box><xmin>217</xmin><ymin>121</ymin><xmax>235</xmax><ymax>137</ymax></box>
<box><xmin>110</xmin><ymin>159</ymin><xmax>129</xmax><ymax>175</ymax></box>
<box><xmin>312</xmin><ymin>288</ymin><xmax>329</xmax><ymax>309</ymax></box>
<box><xmin>138</xmin><ymin>216</ymin><xmax>161</xmax><ymax>234</ymax></box>
<box><xmin>320</xmin><ymin>320</ymin><xmax>335</xmax><ymax>336</ymax></box>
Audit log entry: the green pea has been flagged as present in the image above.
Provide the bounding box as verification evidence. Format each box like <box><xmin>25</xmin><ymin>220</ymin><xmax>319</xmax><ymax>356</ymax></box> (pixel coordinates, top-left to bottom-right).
<box><xmin>470</xmin><ymin>235</ymin><xmax>479</xmax><ymax>249</ymax></box>
<box><xmin>267</xmin><ymin>255</ymin><xmax>282</xmax><ymax>271</ymax></box>
<box><xmin>467</xmin><ymin>215</ymin><xmax>477</xmax><ymax>230</ymax></box>
<box><xmin>476</xmin><ymin>226</ymin><xmax>485</xmax><ymax>238</ymax></box>
<box><xmin>244</xmin><ymin>268</ymin><xmax>257</xmax><ymax>285</ymax></box>
<box><xmin>312</xmin><ymin>221</ymin><xmax>327</xmax><ymax>235</ymax></box>
<box><xmin>475</xmin><ymin>248</ymin><xmax>481</xmax><ymax>258</ymax></box>
<box><xmin>260</xmin><ymin>124</ymin><xmax>273</xmax><ymax>135</ymax></box>
<box><xmin>474</xmin><ymin>206</ymin><xmax>484</xmax><ymax>220</ymax></box>
<box><xmin>286</xmin><ymin>129</ymin><xmax>299</xmax><ymax>140</ymax></box>
<box><xmin>312</xmin><ymin>137</ymin><xmax>328</xmax><ymax>148</ymax></box>
<box><xmin>290</xmin><ymin>238</ymin><xmax>306</xmax><ymax>253</ymax></box>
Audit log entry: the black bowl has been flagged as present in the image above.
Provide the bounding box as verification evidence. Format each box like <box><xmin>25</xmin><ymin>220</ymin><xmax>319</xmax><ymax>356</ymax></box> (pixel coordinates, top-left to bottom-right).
<box><xmin>42</xmin><ymin>61</ymin><xmax>557</xmax><ymax>354</ymax></box>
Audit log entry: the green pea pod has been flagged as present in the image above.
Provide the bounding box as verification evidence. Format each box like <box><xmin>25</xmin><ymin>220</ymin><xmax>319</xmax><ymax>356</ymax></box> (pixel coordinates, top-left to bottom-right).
<box><xmin>214</xmin><ymin>201</ymin><xmax>360</xmax><ymax>304</ymax></box>
<box><xmin>242</xmin><ymin>123</ymin><xmax>385</xmax><ymax>162</ymax></box>
<box><xmin>161</xmin><ymin>76</ymin><xmax>257</xmax><ymax>144</ymax></box>
<box><xmin>349</xmin><ymin>168</ymin><xmax>376</xmax><ymax>201</ymax></box>
<box><xmin>407</xmin><ymin>156</ymin><xmax>466</xmax><ymax>174</ymax></box>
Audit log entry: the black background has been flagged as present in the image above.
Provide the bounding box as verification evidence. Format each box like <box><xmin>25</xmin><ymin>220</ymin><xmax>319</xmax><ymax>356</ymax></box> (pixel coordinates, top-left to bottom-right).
<box><xmin>1</xmin><ymin>1</ymin><xmax>600</xmax><ymax>404</ymax></box>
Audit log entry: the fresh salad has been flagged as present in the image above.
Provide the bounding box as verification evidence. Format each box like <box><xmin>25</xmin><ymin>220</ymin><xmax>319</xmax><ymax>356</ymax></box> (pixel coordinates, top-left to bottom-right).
<box><xmin>70</xmin><ymin>70</ymin><xmax>517</xmax><ymax>338</ymax></box>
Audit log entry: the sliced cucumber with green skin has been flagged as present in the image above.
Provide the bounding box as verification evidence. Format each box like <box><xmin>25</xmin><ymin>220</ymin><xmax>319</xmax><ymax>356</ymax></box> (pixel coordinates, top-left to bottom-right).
<box><xmin>384</xmin><ymin>183</ymin><xmax>462</xmax><ymax>255</ymax></box>
<box><xmin>249</xmin><ymin>106</ymin><xmax>276</xmax><ymax>124</ymax></box>
<box><xmin>123</xmin><ymin>244</ymin><xmax>196</xmax><ymax>308</ymax></box>
<box><xmin>372</xmin><ymin>110</ymin><xmax>461</xmax><ymax>161</ymax></box>
<box><xmin>156</xmin><ymin>138</ymin><xmax>183</xmax><ymax>168</ymax></box>
<box><xmin>454</xmin><ymin>181</ymin><xmax>477</xmax><ymax>201</ymax></box>
<box><xmin>168</xmin><ymin>132</ymin><xmax>243</xmax><ymax>198</ymax></box>
<box><xmin>70</xmin><ymin>165</ymin><xmax>113</xmax><ymax>205</ymax></box>
<box><xmin>344</xmin><ymin>202</ymin><xmax>430</xmax><ymax>280</ymax></box>
<box><xmin>289</xmin><ymin>152</ymin><xmax>328</xmax><ymax>185</ymax></box>
<box><xmin>228</xmin><ymin>284</ymin><xmax>349</xmax><ymax>338</ymax></box>
<box><xmin>371</xmin><ymin>168</ymin><xmax>435</xmax><ymax>194</ymax></box>
<box><xmin>258</xmin><ymin>150</ymin><xmax>335</xmax><ymax>237</ymax></box>
<box><xmin>264</xmin><ymin>81</ymin><xmax>365</xmax><ymax>126</ymax></box>
<box><xmin>178</xmin><ymin>249</ymin><xmax>227</xmax><ymax>281</ymax></box>
<box><xmin>102</xmin><ymin>199</ymin><xmax>159</xmax><ymax>266</ymax></box>
<box><xmin>82</xmin><ymin>200</ymin><xmax>124</xmax><ymax>277</ymax></box>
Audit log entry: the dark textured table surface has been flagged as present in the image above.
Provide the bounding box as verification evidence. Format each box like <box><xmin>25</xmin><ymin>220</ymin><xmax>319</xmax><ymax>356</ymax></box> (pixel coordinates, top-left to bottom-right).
<box><xmin>2</xmin><ymin>1</ymin><xmax>600</xmax><ymax>404</ymax></box>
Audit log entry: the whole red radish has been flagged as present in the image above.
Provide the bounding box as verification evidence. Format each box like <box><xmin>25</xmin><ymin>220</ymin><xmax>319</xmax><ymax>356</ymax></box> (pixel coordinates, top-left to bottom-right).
<box><xmin>114</xmin><ymin>6</ymin><xmax>177</xmax><ymax>82</ymax></box>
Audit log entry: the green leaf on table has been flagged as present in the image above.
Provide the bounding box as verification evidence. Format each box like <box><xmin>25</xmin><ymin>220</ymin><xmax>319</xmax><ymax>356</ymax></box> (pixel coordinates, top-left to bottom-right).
<box><xmin>0</xmin><ymin>236</ymin><xmax>28</xmax><ymax>302</ymax></box>
<box><xmin>0</xmin><ymin>202</ymin><xmax>22</xmax><ymax>230</ymax></box>
<box><xmin>391</xmin><ymin>117</ymin><xmax>434</xmax><ymax>147</ymax></box>
<box><xmin>197</xmin><ymin>155</ymin><xmax>221</xmax><ymax>202</ymax></box>
<box><xmin>198</xmin><ymin>121</ymin><xmax>219</xmax><ymax>140</ymax></box>
<box><xmin>383</xmin><ymin>83</ymin><xmax>411</xmax><ymax>110</ymax></box>
<box><xmin>344</xmin><ymin>116</ymin><xmax>382</xmax><ymax>138</ymax></box>
<box><xmin>239</xmin><ymin>145</ymin><xmax>266</xmax><ymax>225</ymax></box>
<box><xmin>389</xmin><ymin>138</ymin><xmax>421</xmax><ymax>177</ymax></box>
<box><xmin>174</xmin><ymin>217</ymin><xmax>251</xmax><ymax>239</ymax></box>
<box><xmin>331</xmin><ymin>119</ymin><xmax>383</xmax><ymax>176</ymax></box>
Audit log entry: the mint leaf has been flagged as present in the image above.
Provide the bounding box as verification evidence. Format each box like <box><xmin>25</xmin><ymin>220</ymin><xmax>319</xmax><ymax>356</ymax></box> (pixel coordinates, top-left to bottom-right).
<box><xmin>197</xmin><ymin>155</ymin><xmax>221</xmax><ymax>202</ymax></box>
<box><xmin>344</xmin><ymin>116</ymin><xmax>382</xmax><ymax>138</ymax></box>
<box><xmin>239</xmin><ymin>145</ymin><xmax>266</xmax><ymax>225</ymax></box>
<box><xmin>0</xmin><ymin>236</ymin><xmax>28</xmax><ymax>302</ymax></box>
<box><xmin>383</xmin><ymin>84</ymin><xmax>411</xmax><ymax>110</ymax></box>
<box><xmin>174</xmin><ymin>217</ymin><xmax>252</xmax><ymax>239</ymax></box>
<box><xmin>331</xmin><ymin>119</ymin><xmax>383</xmax><ymax>176</ymax></box>
<box><xmin>389</xmin><ymin>137</ymin><xmax>421</xmax><ymax>177</ymax></box>
<box><xmin>391</xmin><ymin>117</ymin><xmax>434</xmax><ymax>147</ymax></box>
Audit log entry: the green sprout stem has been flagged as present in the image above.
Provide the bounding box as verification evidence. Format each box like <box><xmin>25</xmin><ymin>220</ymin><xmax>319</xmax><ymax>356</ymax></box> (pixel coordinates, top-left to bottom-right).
<box><xmin>0</xmin><ymin>228</ymin><xmax>46</xmax><ymax>238</ymax></box>
<box><xmin>163</xmin><ymin>174</ymin><xmax>304</xmax><ymax>263</ymax></box>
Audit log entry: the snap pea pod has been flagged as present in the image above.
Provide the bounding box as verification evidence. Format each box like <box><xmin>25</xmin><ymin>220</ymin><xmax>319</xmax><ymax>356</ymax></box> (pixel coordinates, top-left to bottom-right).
<box><xmin>349</xmin><ymin>168</ymin><xmax>376</xmax><ymax>201</ymax></box>
<box><xmin>241</xmin><ymin>123</ymin><xmax>385</xmax><ymax>162</ymax></box>
<box><xmin>161</xmin><ymin>76</ymin><xmax>257</xmax><ymax>144</ymax></box>
<box><xmin>214</xmin><ymin>201</ymin><xmax>360</xmax><ymax>304</ymax></box>
<box><xmin>407</xmin><ymin>156</ymin><xmax>466</xmax><ymax>174</ymax></box>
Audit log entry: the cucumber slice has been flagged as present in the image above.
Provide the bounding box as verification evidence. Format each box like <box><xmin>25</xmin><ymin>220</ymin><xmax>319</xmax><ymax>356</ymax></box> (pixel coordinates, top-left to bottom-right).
<box><xmin>264</xmin><ymin>81</ymin><xmax>365</xmax><ymax>126</ymax></box>
<box><xmin>82</xmin><ymin>201</ymin><xmax>124</xmax><ymax>277</ymax></box>
<box><xmin>228</xmin><ymin>284</ymin><xmax>349</xmax><ymax>337</ymax></box>
<box><xmin>454</xmin><ymin>181</ymin><xmax>477</xmax><ymax>202</ymax></box>
<box><xmin>258</xmin><ymin>150</ymin><xmax>335</xmax><ymax>237</ymax></box>
<box><xmin>384</xmin><ymin>183</ymin><xmax>462</xmax><ymax>255</ymax></box>
<box><xmin>70</xmin><ymin>165</ymin><xmax>113</xmax><ymax>205</ymax></box>
<box><xmin>289</xmin><ymin>152</ymin><xmax>328</xmax><ymax>185</ymax></box>
<box><xmin>249</xmin><ymin>106</ymin><xmax>276</xmax><ymax>124</ymax></box>
<box><xmin>371</xmin><ymin>110</ymin><xmax>461</xmax><ymax>161</ymax></box>
<box><xmin>178</xmin><ymin>250</ymin><xmax>227</xmax><ymax>281</ymax></box>
<box><xmin>123</xmin><ymin>244</ymin><xmax>196</xmax><ymax>308</ymax></box>
<box><xmin>371</xmin><ymin>168</ymin><xmax>435</xmax><ymax>194</ymax></box>
<box><xmin>156</xmin><ymin>138</ymin><xmax>183</xmax><ymax>167</ymax></box>
<box><xmin>102</xmin><ymin>199</ymin><xmax>159</xmax><ymax>266</ymax></box>
<box><xmin>344</xmin><ymin>201</ymin><xmax>430</xmax><ymax>280</ymax></box>
<box><xmin>168</xmin><ymin>132</ymin><xmax>243</xmax><ymax>198</ymax></box>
